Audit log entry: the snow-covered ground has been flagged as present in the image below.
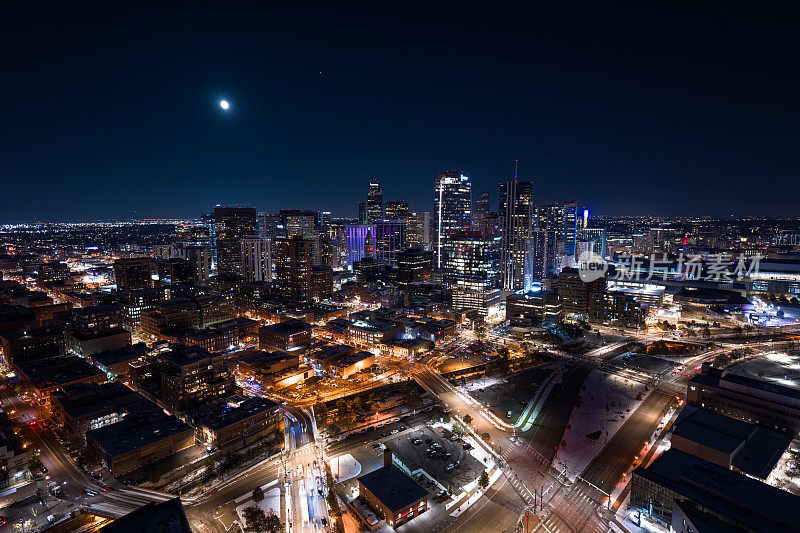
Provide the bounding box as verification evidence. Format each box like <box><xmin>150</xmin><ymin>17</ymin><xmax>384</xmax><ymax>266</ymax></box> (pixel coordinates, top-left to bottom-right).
<box><xmin>457</xmin><ymin>376</ymin><xmax>505</xmax><ymax>392</ymax></box>
<box><xmin>766</xmin><ymin>444</ymin><xmax>800</xmax><ymax>496</ymax></box>
<box><xmin>330</xmin><ymin>453</ymin><xmax>361</xmax><ymax>481</ymax></box>
<box><xmin>554</xmin><ymin>369</ymin><xmax>648</xmax><ymax>480</ymax></box>
<box><xmin>235</xmin><ymin>486</ymin><xmax>281</xmax><ymax>523</ymax></box>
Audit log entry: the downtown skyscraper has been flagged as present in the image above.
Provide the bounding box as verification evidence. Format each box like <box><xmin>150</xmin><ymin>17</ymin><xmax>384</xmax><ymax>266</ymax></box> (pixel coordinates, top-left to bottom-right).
<box><xmin>443</xmin><ymin>231</ymin><xmax>500</xmax><ymax>316</ymax></box>
<box><xmin>533</xmin><ymin>202</ymin><xmax>578</xmax><ymax>278</ymax></box>
<box><xmin>213</xmin><ymin>206</ymin><xmax>257</xmax><ymax>275</ymax></box>
<box><xmin>366</xmin><ymin>180</ymin><xmax>383</xmax><ymax>222</ymax></box>
<box><xmin>433</xmin><ymin>170</ymin><xmax>472</xmax><ymax>269</ymax></box>
<box><xmin>499</xmin><ymin>179</ymin><xmax>533</xmax><ymax>291</ymax></box>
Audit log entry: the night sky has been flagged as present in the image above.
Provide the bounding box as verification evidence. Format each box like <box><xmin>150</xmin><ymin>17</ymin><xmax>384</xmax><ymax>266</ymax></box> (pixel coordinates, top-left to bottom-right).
<box><xmin>3</xmin><ymin>2</ymin><xmax>799</xmax><ymax>222</ymax></box>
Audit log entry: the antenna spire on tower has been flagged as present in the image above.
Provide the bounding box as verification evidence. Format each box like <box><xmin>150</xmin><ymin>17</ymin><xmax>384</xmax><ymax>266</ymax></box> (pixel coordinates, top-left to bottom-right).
<box><xmin>514</xmin><ymin>159</ymin><xmax>519</xmax><ymax>179</ymax></box>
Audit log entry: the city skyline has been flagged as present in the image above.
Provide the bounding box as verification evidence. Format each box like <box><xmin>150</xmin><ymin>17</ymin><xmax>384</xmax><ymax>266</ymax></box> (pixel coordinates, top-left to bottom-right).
<box><xmin>4</xmin><ymin>3</ymin><xmax>800</xmax><ymax>222</ymax></box>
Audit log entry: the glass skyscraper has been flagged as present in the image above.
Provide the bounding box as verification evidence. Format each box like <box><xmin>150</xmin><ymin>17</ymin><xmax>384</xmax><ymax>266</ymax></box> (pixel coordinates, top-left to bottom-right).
<box><xmin>433</xmin><ymin>170</ymin><xmax>472</xmax><ymax>269</ymax></box>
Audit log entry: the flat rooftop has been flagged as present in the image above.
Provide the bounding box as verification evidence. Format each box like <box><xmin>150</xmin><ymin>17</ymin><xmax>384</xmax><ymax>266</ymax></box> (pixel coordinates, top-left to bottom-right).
<box><xmin>309</xmin><ymin>344</ymin><xmax>355</xmax><ymax>362</ymax></box>
<box><xmin>16</xmin><ymin>356</ymin><xmax>104</xmax><ymax>389</ymax></box>
<box><xmin>260</xmin><ymin>319</ymin><xmax>313</xmax><ymax>335</ymax></box>
<box><xmin>89</xmin><ymin>342</ymin><xmax>149</xmax><ymax>367</ymax></box>
<box><xmin>333</xmin><ymin>350</ymin><xmax>374</xmax><ymax>368</ymax></box>
<box><xmin>52</xmin><ymin>381</ymin><xmax>157</xmax><ymax>421</ymax></box>
<box><xmin>358</xmin><ymin>464</ymin><xmax>428</xmax><ymax>513</ymax></box>
<box><xmin>691</xmin><ymin>370</ymin><xmax>800</xmax><ymax>404</ymax></box>
<box><xmin>634</xmin><ymin>449</ymin><xmax>800</xmax><ymax>531</ymax></box>
<box><xmin>673</xmin><ymin>406</ymin><xmax>790</xmax><ymax>478</ymax></box>
<box><xmin>87</xmin><ymin>411</ymin><xmax>192</xmax><ymax>458</ymax></box>
<box><xmin>193</xmin><ymin>395</ymin><xmax>280</xmax><ymax>431</ymax></box>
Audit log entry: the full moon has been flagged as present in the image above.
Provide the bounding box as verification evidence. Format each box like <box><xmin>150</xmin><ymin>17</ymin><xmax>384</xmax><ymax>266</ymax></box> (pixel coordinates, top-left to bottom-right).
<box><xmin>219</xmin><ymin>99</ymin><xmax>230</xmax><ymax>110</ymax></box>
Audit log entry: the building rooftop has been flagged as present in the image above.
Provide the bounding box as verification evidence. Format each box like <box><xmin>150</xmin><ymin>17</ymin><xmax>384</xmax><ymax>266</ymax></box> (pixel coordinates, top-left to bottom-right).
<box><xmin>634</xmin><ymin>449</ymin><xmax>800</xmax><ymax>531</ymax></box>
<box><xmin>673</xmin><ymin>406</ymin><xmax>790</xmax><ymax>478</ymax></box>
<box><xmin>333</xmin><ymin>350</ymin><xmax>374</xmax><ymax>368</ymax></box>
<box><xmin>16</xmin><ymin>356</ymin><xmax>104</xmax><ymax>390</ymax></box>
<box><xmin>309</xmin><ymin>344</ymin><xmax>355</xmax><ymax>363</ymax></box>
<box><xmin>52</xmin><ymin>381</ymin><xmax>155</xmax><ymax>421</ymax></box>
<box><xmin>89</xmin><ymin>342</ymin><xmax>149</xmax><ymax>368</ymax></box>
<box><xmin>193</xmin><ymin>395</ymin><xmax>280</xmax><ymax>431</ymax></box>
<box><xmin>691</xmin><ymin>368</ymin><xmax>800</xmax><ymax>405</ymax></box>
<box><xmin>359</xmin><ymin>464</ymin><xmax>428</xmax><ymax>513</ymax></box>
<box><xmin>87</xmin><ymin>411</ymin><xmax>191</xmax><ymax>458</ymax></box>
<box><xmin>260</xmin><ymin>318</ymin><xmax>314</xmax><ymax>335</ymax></box>
<box><xmin>159</xmin><ymin>344</ymin><xmax>218</xmax><ymax>367</ymax></box>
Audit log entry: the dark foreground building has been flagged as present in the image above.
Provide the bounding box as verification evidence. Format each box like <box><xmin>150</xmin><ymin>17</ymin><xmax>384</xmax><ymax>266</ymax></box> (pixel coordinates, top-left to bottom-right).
<box><xmin>630</xmin><ymin>449</ymin><xmax>800</xmax><ymax>532</ymax></box>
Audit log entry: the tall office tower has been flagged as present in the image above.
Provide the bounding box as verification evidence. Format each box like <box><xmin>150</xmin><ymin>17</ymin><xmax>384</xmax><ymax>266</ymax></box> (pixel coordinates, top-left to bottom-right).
<box><xmin>345</xmin><ymin>224</ymin><xmax>377</xmax><ymax>266</ymax></box>
<box><xmin>273</xmin><ymin>236</ymin><xmax>312</xmax><ymax>302</ymax></box>
<box><xmin>240</xmin><ymin>236</ymin><xmax>271</xmax><ymax>282</ymax></box>
<box><xmin>397</xmin><ymin>248</ymin><xmax>432</xmax><ymax>286</ymax></box>
<box><xmin>577</xmin><ymin>227</ymin><xmax>608</xmax><ymax>259</ymax></box>
<box><xmin>257</xmin><ymin>211</ymin><xmax>283</xmax><ymax>241</ymax></box>
<box><xmin>562</xmin><ymin>202</ymin><xmax>578</xmax><ymax>256</ymax></box>
<box><xmin>498</xmin><ymin>180</ymin><xmax>534</xmax><ymax>290</ymax></box>
<box><xmin>385</xmin><ymin>200</ymin><xmax>409</xmax><ymax>221</ymax></box>
<box><xmin>318</xmin><ymin>237</ymin><xmax>341</xmax><ymax>269</ymax></box>
<box><xmin>114</xmin><ymin>258</ymin><xmax>152</xmax><ymax>294</ymax></box>
<box><xmin>534</xmin><ymin>202</ymin><xmax>578</xmax><ymax>275</ymax></box>
<box><xmin>184</xmin><ymin>245</ymin><xmax>212</xmax><ymax>283</ymax></box>
<box><xmin>282</xmin><ymin>210</ymin><xmax>320</xmax><ymax>265</ymax></box>
<box><xmin>473</xmin><ymin>190</ymin><xmax>490</xmax><ymax>234</ymax></box>
<box><xmin>311</xmin><ymin>266</ymin><xmax>334</xmax><ymax>301</ymax></box>
<box><xmin>443</xmin><ymin>232</ymin><xmax>500</xmax><ymax>316</ymax></box>
<box><xmin>201</xmin><ymin>212</ymin><xmax>215</xmax><ymax>265</ymax></box>
<box><xmin>526</xmin><ymin>227</ymin><xmax>549</xmax><ymax>282</ymax></box>
<box><xmin>406</xmin><ymin>211</ymin><xmax>431</xmax><ymax>250</ymax></box>
<box><xmin>374</xmin><ymin>220</ymin><xmax>406</xmax><ymax>266</ymax></box>
<box><xmin>213</xmin><ymin>206</ymin><xmax>257</xmax><ymax>275</ymax></box>
<box><xmin>358</xmin><ymin>202</ymin><xmax>368</xmax><ymax>224</ymax></box>
<box><xmin>367</xmin><ymin>180</ymin><xmax>383</xmax><ymax>222</ymax></box>
<box><xmin>318</xmin><ymin>211</ymin><xmax>331</xmax><ymax>227</ymax></box>
<box><xmin>433</xmin><ymin>170</ymin><xmax>472</xmax><ymax>269</ymax></box>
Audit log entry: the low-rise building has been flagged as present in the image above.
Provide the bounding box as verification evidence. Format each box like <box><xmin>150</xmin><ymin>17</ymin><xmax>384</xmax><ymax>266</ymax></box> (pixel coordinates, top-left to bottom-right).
<box><xmin>505</xmin><ymin>291</ymin><xmax>563</xmax><ymax>327</ymax></box>
<box><xmin>15</xmin><ymin>355</ymin><xmax>105</xmax><ymax>401</ymax></box>
<box><xmin>51</xmin><ymin>381</ymin><xmax>158</xmax><ymax>441</ymax></box>
<box><xmin>258</xmin><ymin>319</ymin><xmax>313</xmax><ymax>352</ymax></box>
<box><xmin>88</xmin><ymin>343</ymin><xmax>149</xmax><ymax>380</ymax></box>
<box><xmin>355</xmin><ymin>450</ymin><xmax>428</xmax><ymax>530</ymax></box>
<box><xmin>99</xmin><ymin>497</ymin><xmax>192</xmax><ymax>532</ymax></box>
<box><xmin>0</xmin><ymin>325</ymin><xmax>65</xmax><ymax>365</ymax></box>
<box><xmin>688</xmin><ymin>364</ymin><xmax>800</xmax><ymax>437</ymax></box>
<box><xmin>670</xmin><ymin>406</ymin><xmax>790</xmax><ymax>479</ymax></box>
<box><xmin>86</xmin><ymin>411</ymin><xmax>195</xmax><ymax>476</ymax></box>
<box><xmin>192</xmin><ymin>395</ymin><xmax>283</xmax><ymax>452</ymax></box>
<box><xmin>630</xmin><ymin>449</ymin><xmax>800</xmax><ymax>532</ymax></box>
<box><xmin>331</xmin><ymin>350</ymin><xmax>375</xmax><ymax>379</ymax></box>
<box><xmin>379</xmin><ymin>338</ymin><xmax>431</xmax><ymax>359</ymax></box>
<box><xmin>68</xmin><ymin>326</ymin><xmax>131</xmax><ymax>357</ymax></box>
<box><xmin>0</xmin><ymin>412</ymin><xmax>35</xmax><ymax>507</ymax></box>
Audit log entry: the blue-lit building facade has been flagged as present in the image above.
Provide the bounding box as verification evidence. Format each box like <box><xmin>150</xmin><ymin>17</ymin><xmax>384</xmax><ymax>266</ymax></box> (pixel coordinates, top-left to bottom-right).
<box><xmin>346</xmin><ymin>224</ymin><xmax>377</xmax><ymax>267</ymax></box>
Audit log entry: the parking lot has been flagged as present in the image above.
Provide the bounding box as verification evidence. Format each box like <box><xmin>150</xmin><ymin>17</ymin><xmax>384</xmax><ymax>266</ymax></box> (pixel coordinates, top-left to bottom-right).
<box><xmin>383</xmin><ymin>425</ymin><xmax>485</xmax><ymax>492</ymax></box>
